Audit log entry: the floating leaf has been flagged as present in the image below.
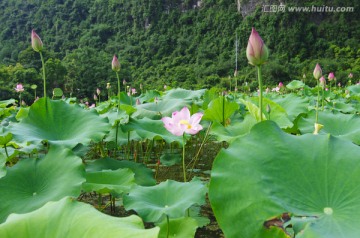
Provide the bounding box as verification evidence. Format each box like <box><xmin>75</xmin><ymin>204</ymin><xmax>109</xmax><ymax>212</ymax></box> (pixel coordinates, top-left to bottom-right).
<box><xmin>157</xmin><ymin>217</ymin><xmax>198</xmax><ymax>238</ymax></box>
<box><xmin>286</xmin><ymin>80</ymin><xmax>305</xmax><ymax>90</ymax></box>
<box><xmin>124</xmin><ymin>179</ymin><xmax>207</xmax><ymax>222</ymax></box>
<box><xmin>209</xmin><ymin>121</ymin><xmax>360</xmax><ymax>238</ymax></box>
<box><xmin>8</xmin><ymin>98</ymin><xmax>110</xmax><ymax>149</ymax></box>
<box><xmin>132</xmin><ymin>99</ymin><xmax>187</xmax><ymax>119</ymax></box>
<box><xmin>86</xmin><ymin>157</ymin><xmax>156</xmax><ymax>186</ymax></box>
<box><xmin>82</xmin><ymin>168</ymin><xmax>136</xmax><ymax>195</ymax></box>
<box><xmin>0</xmin><ymin>146</ymin><xmax>85</xmax><ymax>223</ymax></box>
<box><xmin>298</xmin><ymin>110</ymin><xmax>360</xmax><ymax>144</ymax></box>
<box><xmin>0</xmin><ymin>133</ymin><xmax>12</xmax><ymax>145</ymax></box>
<box><xmin>0</xmin><ymin>197</ymin><xmax>159</xmax><ymax>238</ymax></box>
<box><xmin>210</xmin><ymin>117</ymin><xmax>255</xmax><ymax>143</ymax></box>
<box><xmin>122</xmin><ymin>117</ymin><xmax>184</xmax><ymax>144</ymax></box>
<box><xmin>162</xmin><ymin>88</ymin><xmax>205</xmax><ymax>101</ymax></box>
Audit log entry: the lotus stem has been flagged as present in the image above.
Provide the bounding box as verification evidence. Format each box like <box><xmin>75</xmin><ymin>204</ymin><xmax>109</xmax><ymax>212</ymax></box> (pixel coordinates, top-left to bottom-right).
<box><xmin>256</xmin><ymin>66</ymin><xmax>264</xmax><ymax>121</ymax></box>
<box><xmin>39</xmin><ymin>51</ymin><xmax>46</xmax><ymax>98</ymax></box>
<box><xmin>182</xmin><ymin>133</ymin><xmax>187</xmax><ymax>182</ymax></box>
<box><xmin>315</xmin><ymin>80</ymin><xmax>320</xmax><ymax>124</ymax></box>
<box><xmin>166</xmin><ymin>215</ymin><xmax>170</xmax><ymax>238</ymax></box>
<box><xmin>115</xmin><ymin>71</ymin><xmax>121</xmax><ymax>113</ymax></box>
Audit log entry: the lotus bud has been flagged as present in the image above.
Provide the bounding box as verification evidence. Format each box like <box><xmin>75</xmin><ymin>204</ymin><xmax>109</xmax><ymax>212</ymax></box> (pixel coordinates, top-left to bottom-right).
<box><xmin>123</xmin><ymin>79</ymin><xmax>127</xmax><ymax>85</ymax></box>
<box><xmin>96</xmin><ymin>88</ymin><xmax>101</xmax><ymax>95</ymax></box>
<box><xmin>136</xmin><ymin>98</ymin><xmax>141</xmax><ymax>105</ymax></box>
<box><xmin>319</xmin><ymin>76</ymin><xmax>326</xmax><ymax>88</ymax></box>
<box><xmin>93</xmin><ymin>94</ymin><xmax>98</xmax><ymax>101</ymax></box>
<box><xmin>31</xmin><ymin>30</ymin><xmax>43</xmax><ymax>52</ymax></box>
<box><xmin>328</xmin><ymin>72</ymin><xmax>335</xmax><ymax>81</ymax></box>
<box><xmin>246</xmin><ymin>28</ymin><xmax>269</xmax><ymax>66</ymax></box>
<box><xmin>278</xmin><ymin>82</ymin><xmax>284</xmax><ymax>88</ymax></box>
<box><xmin>106</xmin><ymin>83</ymin><xmax>111</xmax><ymax>89</ymax></box>
<box><xmin>111</xmin><ymin>55</ymin><xmax>120</xmax><ymax>72</ymax></box>
<box><xmin>131</xmin><ymin>88</ymin><xmax>137</xmax><ymax>95</ymax></box>
<box><xmin>303</xmin><ymin>74</ymin><xmax>306</xmax><ymax>79</ymax></box>
<box><xmin>313</xmin><ymin>63</ymin><xmax>322</xmax><ymax>80</ymax></box>
<box><xmin>348</xmin><ymin>73</ymin><xmax>353</xmax><ymax>79</ymax></box>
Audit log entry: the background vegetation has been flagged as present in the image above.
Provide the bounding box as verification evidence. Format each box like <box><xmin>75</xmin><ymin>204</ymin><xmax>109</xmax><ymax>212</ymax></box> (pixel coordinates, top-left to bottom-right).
<box><xmin>0</xmin><ymin>0</ymin><xmax>359</xmax><ymax>102</ymax></box>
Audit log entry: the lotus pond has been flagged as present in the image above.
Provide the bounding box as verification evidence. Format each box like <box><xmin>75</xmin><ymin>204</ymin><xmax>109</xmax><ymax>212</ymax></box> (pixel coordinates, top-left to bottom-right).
<box><xmin>1</xmin><ymin>80</ymin><xmax>360</xmax><ymax>238</ymax></box>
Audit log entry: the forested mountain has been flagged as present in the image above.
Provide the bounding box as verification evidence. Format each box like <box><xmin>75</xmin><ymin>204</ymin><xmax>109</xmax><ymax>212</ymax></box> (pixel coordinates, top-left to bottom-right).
<box><xmin>0</xmin><ymin>0</ymin><xmax>359</xmax><ymax>102</ymax></box>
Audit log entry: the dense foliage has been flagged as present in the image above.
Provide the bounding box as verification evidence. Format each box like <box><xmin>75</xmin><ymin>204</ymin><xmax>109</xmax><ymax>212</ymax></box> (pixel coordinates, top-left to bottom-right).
<box><xmin>0</xmin><ymin>0</ymin><xmax>359</xmax><ymax>102</ymax></box>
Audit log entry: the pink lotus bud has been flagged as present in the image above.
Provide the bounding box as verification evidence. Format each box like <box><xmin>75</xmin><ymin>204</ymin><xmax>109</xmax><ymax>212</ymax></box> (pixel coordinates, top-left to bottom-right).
<box><xmin>111</xmin><ymin>55</ymin><xmax>120</xmax><ymax>72</ymax></box>
<box><xmin>31</xmin><ymin>30</ymin><xmax>43</xmax><ymax>52</ymax></box>
<box><xmin>15</xmin><ymin>83</ymin><xmax>24</xmax><ymax>93</ymax></box>
<box><xmin>96</xmin><ymin>88</ymin><xmax>101</xmax><ymax>95</ymax></box>
<box><xmin>313</xmin><ymin>63</ymin><xmax>322</xmax><ymax>80</ymax></box>
<box><xmin>246</xmin><ymin>28</ymin><xmax>269</xmax><ymax>66</ymax></box>
<box><xmin>123</xmin><ymin>79</ymin><xmax>127</xmax><ymax>85</ymax></box>
<box><xmin>136</xmin><ymin>98</ymin><xmax>141</xmax><ymax>105</ymax></box>
<box><xmin>319</xmin><ymin>76</ymin><xmax>326</xmax><ymax>88</ymax></box>
<box><xmin>131</xmin><ymin>88</ymin><xmax>137</xmax><ymax>95</ymax></box>
<box><xmin>328</xmin><ymin>72</ymin><xmax>335</xmax><ymax>81</ymax></box>
<box><xmin>278</xmin><ymin>82</ymin><xmax>284</xmax><ymax>88</ymax></box>
<box><xmin>93</xmin><ymin>94</ymin><xmax>98</xmax><ymax>101</ymax></box>
<box><xmin>348</xmin><ymin>73</ymin><xmax>353</xmax><ymax>78</ymax></box>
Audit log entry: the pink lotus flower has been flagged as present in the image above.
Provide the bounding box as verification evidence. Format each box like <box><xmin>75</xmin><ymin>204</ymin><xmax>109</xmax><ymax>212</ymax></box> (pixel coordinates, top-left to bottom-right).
<box><xmin>246</xmin><ymin>28</ymin><xmax>269</xmax><ymax>66</ymax></box>
<box><xmin>328</xmin><ymin>72</ymin><xmax>335</xmax><ymax>81</ymax></box>
<box><xmin>162</xmin><ymin>107</ymin><xmax>203</xmax><ymax>136</ymax></box>
<box><xmin>112</xmin><ymin>55</ymin><xmax>120</xmax><ymax>72</ymax></box>
<box><xmin>31</xmin><ymin>30</ymin><xmax>43</xmax><ymax>52</ymax></box>
<box><xmin>15</xmin><ymin>83</ymin><xmax>24</xmax><ymax>93</ymax></box>
<box><xmin>313</xmin><ymin>63</ymin><xmax>322</xmax><ymax>80</ymax></box>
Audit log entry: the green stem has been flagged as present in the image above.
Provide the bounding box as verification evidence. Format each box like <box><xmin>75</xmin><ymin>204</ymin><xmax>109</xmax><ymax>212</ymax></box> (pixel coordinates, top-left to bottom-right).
<box><xmin>182</xmin><ymin>133</ymin><xmax>187</xmax><ymax>182</ymax></box>
<box><xmin>114</xmin><ymin>121</ymin><xmax>119</xmax><ymax>157</ymax></box>
<box><xmin>256</xmin><ymin>66</ymin><xmax>263</xmax><ymax>121</ymax></box>
<box><xmin>166</xmin><ymin>215</ymin><xmax>170</xmax><ymax>238</ymax></box>
<box><xmin>321</xmin><ymin>87</ymin><xmax>325</xmax><ymax>111</ymax></box>
<box><xmin>4</xmin><ymin>145</ymin><xmax>10</xmax><ymax>160</ymax></box>
<box><xmin>315</xmin><ymin>80</ymin><xmax>320</xmax><ymax>124</ymax></box>
<box><xmin>115</xmin><ymin>72</ymin><xmax>121</xmax><ymax>113</ymax></box>
<box><xmin>39</xmin><ymin>51</ymin><xmax>46</xmax><ymax>98</ymax></box>
<box><xmin>222</xmin><ymin>95</ymin><xmax>225</xmax><ymax>126</ymax></box>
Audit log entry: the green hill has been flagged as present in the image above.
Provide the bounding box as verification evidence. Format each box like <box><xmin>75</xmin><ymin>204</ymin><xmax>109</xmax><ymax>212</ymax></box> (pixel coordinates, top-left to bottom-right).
<box><xmin>0</xmin><ymin>0</ymin><xmax>359</xmax><ymax>102</ymax></box>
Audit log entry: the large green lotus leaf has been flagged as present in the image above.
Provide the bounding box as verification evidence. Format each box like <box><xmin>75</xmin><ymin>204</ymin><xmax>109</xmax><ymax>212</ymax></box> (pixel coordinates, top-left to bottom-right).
<box><xmin>86</xmin><ymin>157</ymin><xmax>156</xmax><ymax>186</ymax></box>
<box><xmin>162</xmin><ymin>88</ymin><xmax>205</xmax><ymax>101</ymax></box>
<box><xmin>132</xmin><ymin>99</ymin><xmax>188</xmax><ymax>119</ymax></box>
<box><xmin>331</xmin><ymin>101</ymin><xmax>357</xmax><ymax>113</ymax></box>
<box><xmin>286</xmin><ymin>80</ymin><xmax>305</xmax><ymax>90</ymax></box>
<box><xmin>0</xmin><ymin>197</ymin><xmax>159</xmax><ymax>238</ymax></box>
<box><xmin>138</xmin><ymin>90</ymin><xmax>161</xmax><ymax>103</ymax></box>
<box><xmin>202</xmin><ymin>97</ymin><xmax>239</xmax><ymax>125</ymax></box>
<box><xmin>124</xmin><ymin>179</ymin><xmax>207</xmax><ymax>222</ymax></box>
<box><xmin>210</xmin><ymin>116</ymin><xmax>256</xmax><ymax>143</ymax></box>
<box><xmin>209</xmin><ymin>121</ymin><xmax>360</xmax><ymax>238</ymax></box>
<box><xmin>122</xmin><ymin>117</ymin><xmax>184</xmax><ymax>144</ymax></box>
<box><xmin>271</xmin><ymin>93</ymin><xmax>309</xmax><ymax>121</ymax></box>
<box><xmin>82</xmin><ymin>168</ymin><xmax>136</xmax><ymax>195</ymax></box>
<box><xmin>8</xmin><ymin>98</ymin><xmax>110</xmax><ymax>149</ymax></box>
<box><xmin>157</xmin><ymin>217</ymin><xmax>198</xmax><ymax>238</ymax></box>
<box><xmin>347</xmin><ymin>84</ymin><xmax>360</xmax><ymax>94</ymax></box>
<box><xmin>0</xmin><ymin>146</ymin><xmax>85</xmax><ymax>223</ymax></box>
<box><xmin>297</xmin><ymin>110</ymin><xmax>360</xmax><ymax>144</ymax></box>
<box><xmin>249</xmin><ymin>97</ymin><xmax>293</xmax><ymax>128</ymax></box>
